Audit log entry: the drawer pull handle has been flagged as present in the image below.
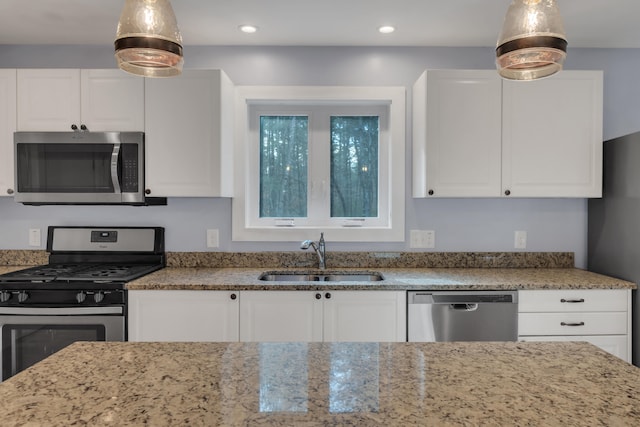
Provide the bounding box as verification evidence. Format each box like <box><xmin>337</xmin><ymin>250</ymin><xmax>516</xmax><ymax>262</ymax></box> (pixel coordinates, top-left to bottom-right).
<box><xmin>560</xmin><ymin>321</ymin><xmax>585</xmax><ymax>327</ymax></box>
<box><xmin>560</xmin><ymin>298</ymin><xmax>585</xmax><ymax>303</ymax></box>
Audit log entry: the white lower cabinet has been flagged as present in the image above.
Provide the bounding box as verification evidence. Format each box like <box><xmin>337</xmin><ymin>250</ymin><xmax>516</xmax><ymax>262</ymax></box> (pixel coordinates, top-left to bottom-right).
<box><xmin>239</xmin><ymin>291</ymin><xmax>323</xmax><ymax>342</ymax></box>
<box><xmin>239</xmin><ymin>290</ymin><xmax>406</xmax><ymax>342</ymax></box>
<box><xmin>322</xmin><ymin>291</ymin><xmax>406</xmax><ymax>342</ymax></box>
<box><xmin>128</xmin><ymin>290</ymin><xmax>406</xmax><ymax>343</ymax></box>
<box><xmin>518</xmin><ymin>289</ymin><xmax>631</xmax><ymax>362</ymax></box>
<box><xmin>128</xmin><ymin>290</ymin><xmax>239</xmax><ymax>342</ymax></box>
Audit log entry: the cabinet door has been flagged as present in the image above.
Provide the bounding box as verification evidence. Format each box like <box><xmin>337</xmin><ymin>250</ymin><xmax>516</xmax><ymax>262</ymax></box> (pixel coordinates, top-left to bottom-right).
<box><xmin>17</xmin><ymin>69</ymin><xmax>80</xmax><ymax>131</ymax></box>
<box><xmin>323</xmin><ymin>291</ymin><xmax>406</xmax><ymax>342</ymax></box>
<box><xmin>239</xmin><ymin>291</ymin><xmax>323</xmax><ymax>342</ymax></box>
<box><xmin>502</xmin><ymin>71</ymin><xmax>603</xmax><ymax>197</ymax></box>
<box><xmin>413</xmin><ymin>70</ymin><xmax>502</xmax><ymax>197</ymax></box>
<box><xmin>80</xmin><ymin>69</ymin><xmax>144</xmax><ymax>131</ymax></box>
<box><xmin>145</xmin><ymin>69</ymin><xmax>234</xmax><ymax>197</ymax></box>
<box><xmin>0</xmin><ymin>69</ymin><xmax>16</xmax><ymax>197</ymax></box>
<box><xmin>128</xmin><ymin>290</ymin><xmax>239</xmax><ymax>342</ymax></box>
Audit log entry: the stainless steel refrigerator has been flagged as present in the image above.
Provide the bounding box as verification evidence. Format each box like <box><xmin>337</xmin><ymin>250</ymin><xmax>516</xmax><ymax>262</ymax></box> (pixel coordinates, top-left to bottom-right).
<box><xmin>588</xmin><ymin>131</ymin><xmax>640</xmax><ymax>366</ymax></box>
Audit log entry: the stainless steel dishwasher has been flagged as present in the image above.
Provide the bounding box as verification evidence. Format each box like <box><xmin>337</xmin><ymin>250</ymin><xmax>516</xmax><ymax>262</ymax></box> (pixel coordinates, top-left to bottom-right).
<box><xmin>407</xmin><ymin>291</ymin><xmax>518</xmax><ymax>342</ymax></box>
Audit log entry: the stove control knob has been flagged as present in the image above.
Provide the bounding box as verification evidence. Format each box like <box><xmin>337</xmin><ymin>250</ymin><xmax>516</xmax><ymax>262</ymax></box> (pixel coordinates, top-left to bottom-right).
<box><xmin>76</xmin><ymin>292</ymin><xmax>87</xmax><ymax>304</ymax></box>
<box><xmin>94</xmin><ymin>292</ymin><xmax>105</xmax><ymax>303</ymax></box>
<box><xmin>0</xmin><ymin>291</ymin><xmax>11</xmax><ymax>303</ymax></box>
<box><xmin>18</xmin><ymin>291</ymin><xmax>29</xmax><ymax>303</ymax></box>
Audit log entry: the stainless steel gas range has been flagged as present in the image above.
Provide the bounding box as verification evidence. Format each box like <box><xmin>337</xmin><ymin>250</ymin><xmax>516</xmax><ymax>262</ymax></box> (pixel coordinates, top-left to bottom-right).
<box><xmin>0</xmin><ymin>226</ymin><xmax>165</xmax><ymax>381</ymax></box>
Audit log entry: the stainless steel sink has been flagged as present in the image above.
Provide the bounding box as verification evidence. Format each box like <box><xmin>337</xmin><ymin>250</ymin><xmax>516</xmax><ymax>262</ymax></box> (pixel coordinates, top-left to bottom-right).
<box><xmin>258</xmin><ymin>271</ymin><xmax>384</xmax><ymax>282</ymax></box>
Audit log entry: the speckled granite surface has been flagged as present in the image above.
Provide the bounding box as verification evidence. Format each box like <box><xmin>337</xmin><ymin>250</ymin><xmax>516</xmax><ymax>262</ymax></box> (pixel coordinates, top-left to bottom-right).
<box><xmin>0</xmin><ymin>250</ymin><xmax>47</xmax><ymax>266</ymax></box>
<box><xmin>0</xmin><ymin>341</ymin><xmax>638</xmax><ymax>426</ymax></box>
<box><xmin>166</xmin><ymin>251</ymin><xmax>575</xmax><ymax>268</ymax></box>
<box><xmin>127</xmin><ymin>267</ymin><xmax>636</xmax><ymax>290</ymax></box>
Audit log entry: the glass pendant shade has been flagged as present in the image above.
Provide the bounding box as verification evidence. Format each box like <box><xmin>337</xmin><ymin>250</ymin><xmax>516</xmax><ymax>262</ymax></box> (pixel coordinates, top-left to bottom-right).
<box><xmin>114</xmin><ymin>0</ymin><xmax>183</xmax><ymax>77</ymax></box>
<box><xmin>496</xmin><ymin>0</ymin><xmax>567</xmax><ymax>80</ymax></box>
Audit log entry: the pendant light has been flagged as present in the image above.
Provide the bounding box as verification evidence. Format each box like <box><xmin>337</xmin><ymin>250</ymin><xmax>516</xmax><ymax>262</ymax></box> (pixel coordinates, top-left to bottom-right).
<box><xmin>496</xmin><ymin>0</ymin><xmax>567</xmax><ymax>80</ymax></box>
<box><xmin>114</xmin><ymin>0</ymin><xmax>183</xmax><ymax>77</ymax></box>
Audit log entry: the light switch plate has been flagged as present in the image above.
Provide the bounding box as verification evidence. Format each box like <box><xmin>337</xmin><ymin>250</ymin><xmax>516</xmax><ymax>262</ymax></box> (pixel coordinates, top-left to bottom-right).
<box><xmin>28</xmin><ymin>228</ymin><xmax>41</xmax><ymax>247</ymax></box>
<box><xmin>206</xmin><ymin>229</ymin><xmax>219</xmax><ymax>248</ymax></box>
<box><xmin>410</xmin><ymin>230</ymin><xmax>435</xmax><ymax>248</ymax></box>
<box><xmin>514</xmin><ymin>230</ymin><xmax>527</xmax><ymax>249</ymax></box>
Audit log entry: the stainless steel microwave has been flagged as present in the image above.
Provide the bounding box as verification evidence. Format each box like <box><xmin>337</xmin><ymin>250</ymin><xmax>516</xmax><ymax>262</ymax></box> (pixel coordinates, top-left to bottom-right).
<box><xmin>14</xmin><ymin>131</ymin><xmax>145</xmax><ymax>205</ymax></box>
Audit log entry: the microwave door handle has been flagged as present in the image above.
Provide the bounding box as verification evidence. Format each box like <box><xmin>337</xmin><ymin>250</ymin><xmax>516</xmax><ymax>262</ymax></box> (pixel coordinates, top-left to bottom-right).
<box><xmin>111</xmin><ymin>143</ymin><xmax>121</xmax><ymax>194</ymax></box>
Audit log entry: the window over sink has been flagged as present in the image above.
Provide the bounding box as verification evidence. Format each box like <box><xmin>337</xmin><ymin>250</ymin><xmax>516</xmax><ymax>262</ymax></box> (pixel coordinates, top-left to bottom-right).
<box><xmin>233</xmin><ymin>86</ymin><xmax>405</xmax><ymax>242</ymax></box>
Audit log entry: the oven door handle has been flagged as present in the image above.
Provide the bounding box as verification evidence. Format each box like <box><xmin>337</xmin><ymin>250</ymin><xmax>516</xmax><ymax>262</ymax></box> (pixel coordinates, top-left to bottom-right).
<box><xmin>0</xmin><ymin>306</ymin><xmax>123</xmax><ymax>316</ymax></box>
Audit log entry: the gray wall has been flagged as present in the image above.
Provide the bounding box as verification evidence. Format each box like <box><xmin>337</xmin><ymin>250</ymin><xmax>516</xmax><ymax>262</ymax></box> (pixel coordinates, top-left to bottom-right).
<box><xmin>1</xmin><ymin>45</ymin><xmax>639</xmax><ymax>268</ymax></box>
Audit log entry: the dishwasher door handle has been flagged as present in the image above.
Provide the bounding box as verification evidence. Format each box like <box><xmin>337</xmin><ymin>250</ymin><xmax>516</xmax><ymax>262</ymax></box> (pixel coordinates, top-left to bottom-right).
<box><xmin>450</xmin><ymin>303</ymin><xmax>479</xmax><ymax>311</ymax></box>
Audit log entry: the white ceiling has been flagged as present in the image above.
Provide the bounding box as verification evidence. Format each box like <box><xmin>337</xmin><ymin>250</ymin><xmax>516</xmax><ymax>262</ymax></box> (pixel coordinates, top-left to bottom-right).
<box><xmin>0</xmin><ymin>0</ymin><xmax>638</xmax><ymax>49</ymax></box>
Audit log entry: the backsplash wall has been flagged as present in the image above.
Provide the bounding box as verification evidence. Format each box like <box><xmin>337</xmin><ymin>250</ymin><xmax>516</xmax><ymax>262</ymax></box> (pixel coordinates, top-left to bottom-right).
<box><xmin>1</xmin><ymin>45</ymin><xmax>639</xmax><ymax>269</ymax></box>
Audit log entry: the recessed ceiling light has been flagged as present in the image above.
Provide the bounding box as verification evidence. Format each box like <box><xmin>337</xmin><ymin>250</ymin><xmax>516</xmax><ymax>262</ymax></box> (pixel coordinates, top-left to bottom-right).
<box><xmin>239</xmin><ymin>25</ymin><xmax>258</xmax><ymax>34</ymax></box>
<box><xmin>378</xmin><ymin>25</ymin><xmax>395</xmax><ymax>34</ymax></box>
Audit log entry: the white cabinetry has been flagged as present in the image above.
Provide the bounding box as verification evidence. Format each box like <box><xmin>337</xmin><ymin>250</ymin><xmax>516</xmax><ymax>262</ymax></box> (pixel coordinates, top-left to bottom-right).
<box><xmin>502</xmin><ymin>72</ymin><xmax>603</xmax><ymax>197</ymax></box>
<box><xmin>17</xmin><ymin>69</ymin><xmax>144</xmax><ymax>131</ymax></box>
<box><xmin>412</xmin><ymin>70</ymin><xmax>603</xmax><ymax>198</ymax></box>
<box><xmin>128</xmin><ymin>290</ymin><xmax>239</xmax><ymax>342</ymax></box>
<box><xmin>323</xmin><ymin>291</ymin><xmax>406</xmax><ymax>342</ymax></box>
<box><xmin>412</xmin><ymin>70</ymin><xmax>502</xmax><ymax>197</ymax></box>
<box><xmin>518</xmin><ymin>289</ymin><xmax>631</xmax><ymax>362</ymax></box>
<box><xmin>239</xmin><ymin>291</ymin><xmax>323</xmax><ymax>342</ymax></box>
<box><xmin>144</xmin><ymin>69</ymin><xmax>234</xmax><ymax>197</ymax></box>
<box><xmin>0</xmin><ymin>69</ymin><xmax>16</xmax><ymax>197</ymax></box>
<box><xmin>239</xmin><ymin>290</ymin><xmax>406</xmax><ymax>342</ymax></box>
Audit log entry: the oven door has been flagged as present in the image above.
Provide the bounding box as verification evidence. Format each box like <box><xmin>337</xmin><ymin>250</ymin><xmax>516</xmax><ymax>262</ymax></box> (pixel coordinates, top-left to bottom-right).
<box><xmin>0</xmin><ymin>306</ymin><xmax>125</xmax><ymax>381</ymax></box>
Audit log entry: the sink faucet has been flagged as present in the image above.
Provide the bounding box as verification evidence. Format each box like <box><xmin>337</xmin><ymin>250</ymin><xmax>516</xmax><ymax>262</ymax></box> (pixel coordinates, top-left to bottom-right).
<box><xmin>301</xmin><ymin>232</ymin><xmax>326</xmax><ymax>269</ymax></box>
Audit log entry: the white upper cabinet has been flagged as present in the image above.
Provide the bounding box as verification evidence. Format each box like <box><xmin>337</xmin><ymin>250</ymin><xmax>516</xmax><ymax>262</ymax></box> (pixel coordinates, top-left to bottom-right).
<box><xmin>413</xmin><ymin>69</ymin><xmax>603</xmax><ymax>198</ymax></box>
<box><xmin>502</xmin><ymin>71</ymin><xmax>603</xmax><ymax>197</ymax></box>
<box><xmin>0</xmin><ymin>69</ymin><xmax>16</xmax><ymax>197</ymax></box>
<box><xmin>412</xmin><ymin>70</ymin><xmax>502</xmax><ymax>197</ymax></box>
<box><xmin>17</xmin><ymin>69</ymin><xmax>144</xmax><ymax>132</ymax></box>
<box><xmin>144</xmin><ymin>69</ymin><xmax>234</xmax><ymax>197</ymax></box>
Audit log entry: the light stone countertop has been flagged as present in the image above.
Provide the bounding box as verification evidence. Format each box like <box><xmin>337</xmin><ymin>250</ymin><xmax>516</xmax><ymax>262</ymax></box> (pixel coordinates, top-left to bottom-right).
<box><xmin>126</xmin><ymin>267</ymin><xmax>637</xmax><ymax>290</ymax></box>
<box><xmin>0</xmin><ymin>341</ymin><xmax>639</xmax><ymax>426</ymax></box>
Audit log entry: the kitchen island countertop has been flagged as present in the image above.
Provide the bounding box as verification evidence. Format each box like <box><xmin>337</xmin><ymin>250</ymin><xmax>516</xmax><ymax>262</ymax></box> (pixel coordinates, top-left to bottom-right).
<box><xmin>126</xmin><ymin>267</ymin><xmax>636</xmax><ymax>291</ymax></box>
<box><xmin>0</xmin><ymin>341</ymin><xmax>638</xmax><ymax>426</ymax></box>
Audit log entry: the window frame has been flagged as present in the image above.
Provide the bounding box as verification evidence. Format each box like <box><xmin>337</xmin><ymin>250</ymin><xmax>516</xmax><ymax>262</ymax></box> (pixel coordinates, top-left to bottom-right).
<box><xmin>233</xmin><ymin>86</ymin><xmax>405</xmax><ymax>242</ymax></box>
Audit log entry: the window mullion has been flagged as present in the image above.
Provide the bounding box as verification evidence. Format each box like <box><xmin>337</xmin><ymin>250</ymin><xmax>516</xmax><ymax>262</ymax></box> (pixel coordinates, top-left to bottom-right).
<box><xmin>308</xmin><ymin>110</ymin><xmax>331</xmax><ymax>223</ymax></box>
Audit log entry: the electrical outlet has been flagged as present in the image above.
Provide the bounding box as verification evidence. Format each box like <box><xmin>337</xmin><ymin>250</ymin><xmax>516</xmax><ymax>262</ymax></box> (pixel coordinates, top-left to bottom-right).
<box><xmin>206</xmin><ymin>229</ymin><xmax>219</xmax><ymax>248</ymax></box>
<box><xmin>514</xmin><ymin>230</ymin><xmax>527</xmax><ymax>249</ymax></box>
<box><xmin>28</xmin><ymin>228</ymin><xmax>41</xmax><ymax>247</ymax></box>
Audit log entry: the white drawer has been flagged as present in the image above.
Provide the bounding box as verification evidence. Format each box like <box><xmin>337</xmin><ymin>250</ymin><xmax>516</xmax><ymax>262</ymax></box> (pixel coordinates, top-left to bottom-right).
<box><xmin>518</xmin><ymin>290</ymin><xmax>628</xmax><ymax>313</ymax></box>
<box><xmin>518</xmin><ymin>312</ymin><xmax>628</xmax><ymax>336</ymax></box>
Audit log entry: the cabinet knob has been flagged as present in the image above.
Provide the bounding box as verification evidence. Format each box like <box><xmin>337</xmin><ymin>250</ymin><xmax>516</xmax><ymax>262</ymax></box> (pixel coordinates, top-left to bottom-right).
<box><xmin>325</xmin><ymin>292</ymin><xmax>331</xmax><ymax>299</ymax></box>
<box><xmin>80</xmin><ymin>124</ymin><xmax>88</xmax><ymax>131</ymax></box>
<box><xmin>504</xmin><ymin>189</ymin><xmax>511</xmax><ymax>196</ymax></box>
<box><xmin>315</xmin><ymin>293</ymin><xmax>322</xmax><ymax>300</ymax></box>
<box><xmin>71</xmin><ymin>124</ymin><xmax>78</xmax><ymax>131</ymax></box>
<box><xmin>230</xmin><ymin>293</ymin><xmax>237</xmax><ymax>300</ymax></box>
<box><xmin>145</xmin><ymin>189</ymin><xmax>151</xmax><ymax>195</ymax></box>
<box><xmin>6</xmin><ymin>189</ymin><xmax>13</xmax><ymax>195</ymax></box>
<box><xmin>428</xmin><ymin>189</ymin><xmax>434</xmax><ymax>196</ymax></box>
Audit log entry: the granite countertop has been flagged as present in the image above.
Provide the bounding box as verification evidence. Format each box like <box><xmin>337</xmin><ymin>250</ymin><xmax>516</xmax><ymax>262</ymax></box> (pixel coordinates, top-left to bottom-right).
<box><xmin>126</xmin><ymin>267</ymin><xmax>637</xmax><ymax>291</ymax></box>
<box><xmin>0</xmin><ymin>341</ymin><xmax>638</xmax><ymax>426</ymax></box>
